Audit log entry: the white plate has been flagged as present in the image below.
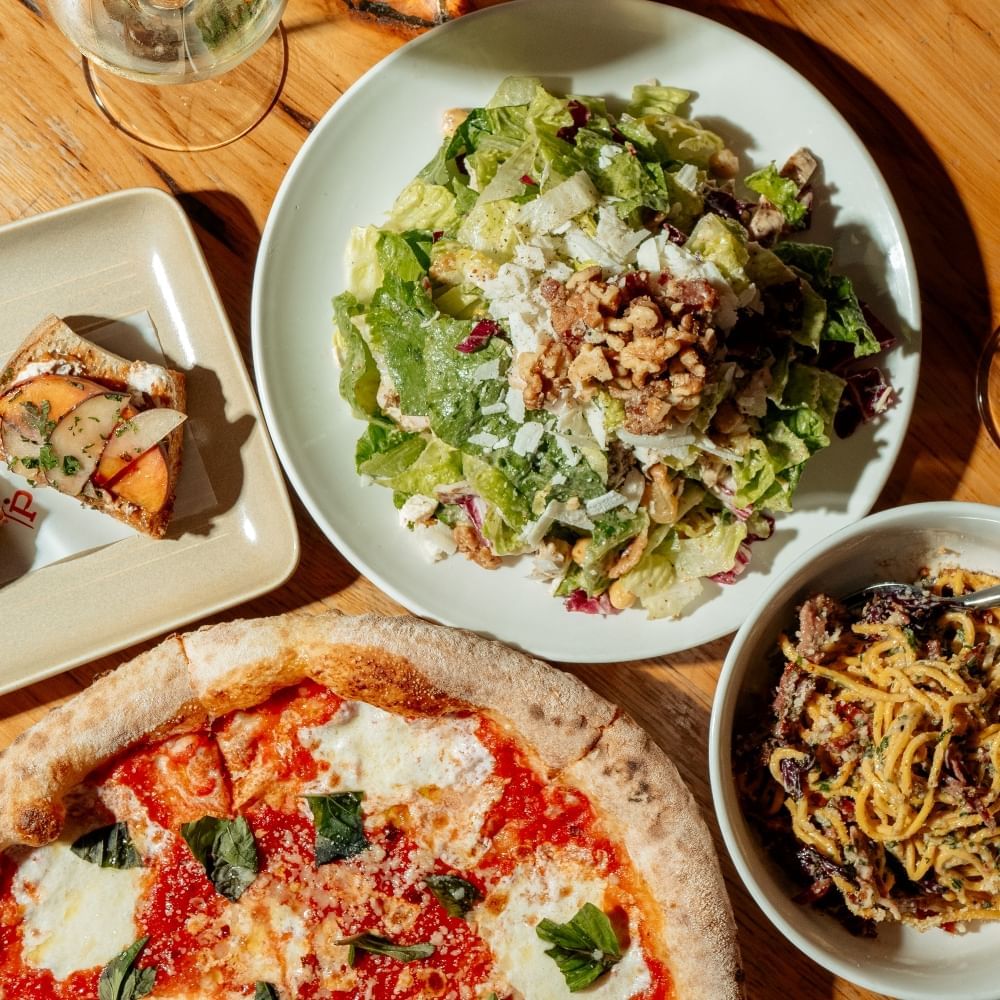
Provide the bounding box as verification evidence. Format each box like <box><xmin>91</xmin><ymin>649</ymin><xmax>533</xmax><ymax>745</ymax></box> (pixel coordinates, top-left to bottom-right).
<box><xmin>0</xmin><ymin>189</ymin><xmax>299</xmax><ymax>692</ymax></box>
<box><xmin>252</xmin><ymin>0</ymin><xmax>920</xmax><ymax>662</ymax></box>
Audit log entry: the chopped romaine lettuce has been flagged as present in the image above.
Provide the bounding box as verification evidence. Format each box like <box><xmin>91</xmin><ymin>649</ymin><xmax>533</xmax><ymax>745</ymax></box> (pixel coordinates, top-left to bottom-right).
<box><xmin>744</xmin><ymin>163</ymin><xmax>808</xmax><ymax>227</ymax></box>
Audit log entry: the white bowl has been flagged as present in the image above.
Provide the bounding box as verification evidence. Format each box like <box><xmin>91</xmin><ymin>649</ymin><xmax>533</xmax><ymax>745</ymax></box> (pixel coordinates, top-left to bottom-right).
<box><xmin>709</xmin><ymin>502</ymin><xmax>1000</xmax><ymax>999</ymax></box>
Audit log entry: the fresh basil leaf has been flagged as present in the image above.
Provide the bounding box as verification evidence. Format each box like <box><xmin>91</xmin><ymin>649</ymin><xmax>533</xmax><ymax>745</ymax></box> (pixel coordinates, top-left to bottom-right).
<box><xmin>305</xmin><ymin>792</ymin><xmax>369</xmax><ymax>864</ymax></box>
<box><xmin>180</xmin><ymin>816</ymin><xmax>258</xmax><ymax>902</ymax></box>
<box><xmin>336</xmin><ymin>932</ymin><xmax>435</xmax><ymax>967</ymax></box>
<box><xmin>254</xmin><ymin>984</ymin><xmax>280</xmax><ymax>1000</ymax></box>
<box><xmin>98</xmin><ymin>937</ymin><xmax>157</xmax><ymax>1000</ymax></box>
<box><xmin>424</xmin><ymin>873</ymin><xmax>482</xmax><ymax>918</ymax></box>
<box><xmin>536</xmin><ymin>902</ymin><xmax>622</xmax><ymax>992</ymax></box>
<box><xmin>71</xmin><ymin>822</ymin><xmax>142</xmax><ymax>869</ymax></box>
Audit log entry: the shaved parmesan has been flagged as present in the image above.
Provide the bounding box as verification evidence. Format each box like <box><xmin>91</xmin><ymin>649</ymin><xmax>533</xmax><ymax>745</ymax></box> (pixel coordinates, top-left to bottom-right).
<box><xmin>472</xmin><ymin>358</ymin><xmax>501</xmax><ymax>382</ymax></box>
<box><xmin>513</xmin><ymin>243</ymin><xmax>546</xmax><ymax>270</ymax></box>
<box><xmin>398</xmin><ymin>494</ymin><xmax>438</xmax><ymax>526</ymax></box>
<box><xmin>414</xmin><ymin>521</ymin><xmax>457</xmax><ymax>562</ymax></box>
<box><xmin>584</xmin><ymin>403</ymin><xmax>607</xmax><ymax>450</ymax></box>
<box><xmin>492</xmin><ymin>437</ymin><xmax>510</xmax><ymax>451</ymax></box>
<box><xmin>554</xmin><ymin>435</ymin><xmax>579</xmax><ymax>466</ymax></box>
<box><xmin>594</xmin><ymin>204</ymin><xmax>649</xmax><ymax>264</ymax></box>
<box><xmin>480</xmin><ymin>400</ymin><xmax>507</xmax><ymax>415</ymax></box>
<box><xmin>505</xmin><ymin>387</ymin><xmax>526</xmax><ymax>424</ymax></box>
<box><xmin>585</xmin><ymin>491</ymin><xmax>627</xmax><ymax>516</ymax></box>
<box><xmin>621</xmin><ymin>468</ymin><xmax>646</xmax><ymax>512</ymax></box>
<box><xmin>512</xmin><ymin>421</ymin><xmax>544</xmax><ymax>456</ymax></box>
<box><xmin>468</xmin><ymin>431</ymin><xmax>500</xmax><ymax>449</ymax></box>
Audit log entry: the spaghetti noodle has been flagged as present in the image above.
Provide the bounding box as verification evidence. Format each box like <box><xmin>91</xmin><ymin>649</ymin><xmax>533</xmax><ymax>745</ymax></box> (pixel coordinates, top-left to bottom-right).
<box><xmin>749</xmin><ymin>568</ymin><xmax>1000</xmax><ymax>929</ymax></box>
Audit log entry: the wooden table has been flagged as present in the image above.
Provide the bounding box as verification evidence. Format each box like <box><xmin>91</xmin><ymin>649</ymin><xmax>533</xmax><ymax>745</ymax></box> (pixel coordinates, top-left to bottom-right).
<box><xmin>1</xmin><ymin>1</ymin><xmax>998</xmax><ymax>997</ymax></box>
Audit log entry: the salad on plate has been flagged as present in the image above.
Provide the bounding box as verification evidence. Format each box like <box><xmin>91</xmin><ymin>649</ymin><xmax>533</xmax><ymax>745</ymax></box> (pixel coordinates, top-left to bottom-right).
<box><xmin>332</xmin><ymin>76</ymin><xmax>893</xmax><ymax>618</ymax></box>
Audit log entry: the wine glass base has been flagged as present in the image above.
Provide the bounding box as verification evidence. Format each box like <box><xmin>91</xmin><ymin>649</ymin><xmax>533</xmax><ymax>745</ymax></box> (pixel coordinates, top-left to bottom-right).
<box><xmin>83</xmin><ymin>23</ymin><xmax>287</xmax><ymax>152</ymax></box>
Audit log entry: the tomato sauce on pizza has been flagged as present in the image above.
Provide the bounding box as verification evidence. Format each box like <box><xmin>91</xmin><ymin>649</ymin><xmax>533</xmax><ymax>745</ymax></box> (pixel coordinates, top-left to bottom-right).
<box><xmin>1</xmin><ymin>680</ymin><xmax>672</xmax><ymax>999</ymax></box>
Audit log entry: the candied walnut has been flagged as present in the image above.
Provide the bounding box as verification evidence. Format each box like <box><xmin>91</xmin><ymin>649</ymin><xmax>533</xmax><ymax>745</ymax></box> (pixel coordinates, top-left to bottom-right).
<box><xmin>518</xmin><ymin>336</ymin><xmax>571</xmax><ymax>409</ymax></box>
<box><xmin>568</xmin><ymin>343</ymin><xmax>613</xmax><ymax>392</ymax></box>
<box><xmin>660</xmin><ymin>276</ymin><xmax>718</xmax><ymax>313</ymax></box>
<box><xmin>540</xmin><ymin>278</ymin><xmax>565</xmax><ymax>304</ymax></box>
<box><xmin>611</xmin><ymin>384</ymin><xmax>673</xmax><ymax>434</ymax></box>
<box><xmin>622</xmin><ymin>296</ymin><xmax>662</xmax><ymax>333</ymax></box>
<box><xmin>619</xmin><ymin>336</ymin><xmax>680</xmax><ymax>384</ymax></box>
<box><xmin>453</xmin><ymin>524</ymin><xmax>501</xmax><ymax>570</ymax></box>
<box><xmin>677</xmin><ymin>346</ymin><xmax>706</xmax><ymax>377</ymax></box>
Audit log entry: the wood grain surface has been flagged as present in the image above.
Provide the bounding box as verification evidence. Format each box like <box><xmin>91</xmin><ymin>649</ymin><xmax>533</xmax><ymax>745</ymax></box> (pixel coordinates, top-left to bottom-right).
<box><xmin>1</xmin><ymin>1</ymin><xmax>998</xmax><ymax>997</ymax></box>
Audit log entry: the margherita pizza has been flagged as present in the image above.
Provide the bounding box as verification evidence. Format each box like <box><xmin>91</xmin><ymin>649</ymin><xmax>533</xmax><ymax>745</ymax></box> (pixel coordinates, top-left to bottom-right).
<box><xmin>0</xmin><ymin>612</ymin><xmax>742</xmax><ymax>999</ymax></box>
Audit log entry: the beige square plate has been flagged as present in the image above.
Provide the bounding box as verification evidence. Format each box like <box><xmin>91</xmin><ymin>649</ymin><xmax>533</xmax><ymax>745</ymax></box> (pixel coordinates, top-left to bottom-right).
<box><xmin>0</xmin><ymin>188</ymin><xmax>298</xmax><ymax>692</ymax></box>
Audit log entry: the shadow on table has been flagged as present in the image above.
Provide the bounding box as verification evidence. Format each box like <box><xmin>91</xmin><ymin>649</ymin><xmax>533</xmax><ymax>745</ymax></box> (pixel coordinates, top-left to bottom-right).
<box><xmin>680</xmin><ymin>4</ymin><xmax>990</xmax><ymax>509</ymax></box>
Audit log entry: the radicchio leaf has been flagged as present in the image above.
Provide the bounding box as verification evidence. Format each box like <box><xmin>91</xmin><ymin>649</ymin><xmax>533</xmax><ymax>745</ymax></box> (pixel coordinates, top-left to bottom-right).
<box><xmin>564</xmin><ymin>589</ymin><xmax>622</xmax><ymax>616</ymax></box>
<box><xmin>455</xmin><ymin>319</ymin><xmax>502</xmax><ymax>354</ymax></box>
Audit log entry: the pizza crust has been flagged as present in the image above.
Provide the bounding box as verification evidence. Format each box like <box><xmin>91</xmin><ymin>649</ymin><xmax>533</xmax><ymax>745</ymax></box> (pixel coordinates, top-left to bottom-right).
<box><xmin>0</xmin><ymin>635</ymin><xmax>202</xmax><ymax>848</ymax></box>
<box><xmin>0</xmin><ymin>610</ymin><xmax>743</xmax><ymax>996</ymax></box>
<box><xmin>565</xmin><ymin>716</ymin><xmax>744</xmax><ymax>1000</ymax></box>
<box><xmin>179</xmin><ymin>611</ymin><xmax>616</xmax><ymax>773</ymax></box>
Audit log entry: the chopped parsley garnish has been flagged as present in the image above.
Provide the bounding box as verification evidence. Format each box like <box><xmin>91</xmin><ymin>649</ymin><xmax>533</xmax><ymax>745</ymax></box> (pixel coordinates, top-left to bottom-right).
<box><xmin>36</xmin><ymin>444</ymin><xmax>58</xmax><ymax>472</ymax></box>
<box><xmin>62</xmin><ymin>454</ymin><xmax>82</xmax><ymax>476</ymax></box>
<box><xmin>536</xmin><ymin>902</ymin><xmax>622</xmax><ymax>991</ymax></box>
<box><xmin>336</xmin><ymin>932</ymin><xmax>435</xmax><ymax>967</ymax></box>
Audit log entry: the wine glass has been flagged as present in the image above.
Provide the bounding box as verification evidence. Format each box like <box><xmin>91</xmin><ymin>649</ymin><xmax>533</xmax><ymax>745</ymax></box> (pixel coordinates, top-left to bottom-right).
<box><xmin>47</xmin><ymin>0</ymin><xmax>288</xmax><ymax>152</ymax></box>
<box><xmin>977</xmin><ymin>326</ymin><xmax>1000</xmax><ymax>449</ymax></box>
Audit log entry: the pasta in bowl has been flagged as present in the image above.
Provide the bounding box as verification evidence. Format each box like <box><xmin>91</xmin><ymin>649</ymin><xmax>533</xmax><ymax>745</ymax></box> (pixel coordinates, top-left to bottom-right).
<box><xmin>709</xmin><ymin>502</ymin><xmax>1000</xmax><ymax>998</ymax></box>
<box><xmin>750</xmin><ymin>567</ymin><xmax>1000</xmax><ymax>931</ymax></box>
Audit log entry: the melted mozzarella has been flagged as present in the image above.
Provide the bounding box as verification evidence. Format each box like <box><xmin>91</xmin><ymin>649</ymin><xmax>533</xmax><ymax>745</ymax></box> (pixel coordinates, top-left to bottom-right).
<box><xmin>300</xmin><ymin>702</ymin><xmax>501</xmax><ymax>866</ymax></box>
<box><xmin>475</xmin><ymin>850</ymin><xmax>652</xmax><ymax>999</ymax></box>
<box><xmin>13</xmin><ymin>841</ymin><xmax>145</xmax><ymax>979</ymax></box>
<box><xmin>301</xmin><ymin>702</ymin><xmax>494</xmax><ymax>803</ymax></box>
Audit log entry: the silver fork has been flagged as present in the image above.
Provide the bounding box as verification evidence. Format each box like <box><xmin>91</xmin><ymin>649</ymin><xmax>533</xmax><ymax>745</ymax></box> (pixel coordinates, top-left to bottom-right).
<box><xmin>843</xmin><ymin>581</ymin><xmax>1000</xmax><ymax>615</ymax></box>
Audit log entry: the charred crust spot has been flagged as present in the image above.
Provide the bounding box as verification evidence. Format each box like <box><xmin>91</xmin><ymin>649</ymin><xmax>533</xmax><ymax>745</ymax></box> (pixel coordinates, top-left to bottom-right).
<box><xmin>528</xmin><ymin>704</ymin><xmax>545</xmax><ymax>721</ymax></box>
<box><xmin>16</xmin><ymin>804</ymin><xmax>62</xmax><ymax>845</ymax></box>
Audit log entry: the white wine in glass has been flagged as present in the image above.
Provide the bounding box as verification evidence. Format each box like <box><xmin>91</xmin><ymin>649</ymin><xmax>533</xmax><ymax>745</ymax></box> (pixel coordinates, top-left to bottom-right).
<box><xmin>49</xmin><ymin>0</ymin><xmax>288</xmax><ymax>150</ymax></box>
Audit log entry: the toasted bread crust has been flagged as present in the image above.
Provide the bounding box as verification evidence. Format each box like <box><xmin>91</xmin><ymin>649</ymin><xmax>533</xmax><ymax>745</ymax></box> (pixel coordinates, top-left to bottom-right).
<box><xmin>0</xmin><ymin>611</ymin><xmax>744</xmax><ymax>996</ymax></box>
<box><xmin>0</xmin><ymin>314</ymin><xmax>186</xmax><ymax>538</ymax></box>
